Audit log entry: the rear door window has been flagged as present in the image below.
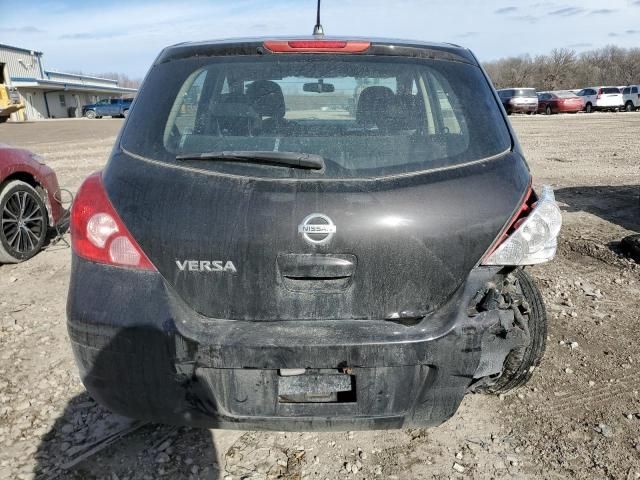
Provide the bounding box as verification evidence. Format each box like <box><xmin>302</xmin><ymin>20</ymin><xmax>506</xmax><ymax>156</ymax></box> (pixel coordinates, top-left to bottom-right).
<box><xmin>170</xmin><ymin>68</ymin><xmax>208</xmax><ymax>138</ymax></box>
<box><xmin>123</xmin><ymin>55</ymin><xmax>511</xmax><ymax>178</ymax></box>
<box><xmin>602</xmin><ymin>87</ymin><xmax>620</xmax><ymax>94</ymax></box>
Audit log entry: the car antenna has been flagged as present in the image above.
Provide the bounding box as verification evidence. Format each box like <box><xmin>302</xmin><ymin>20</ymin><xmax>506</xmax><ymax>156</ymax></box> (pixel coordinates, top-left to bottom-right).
<box><xmin>313</xmin><ymin>0</ymin><xmax>324</xmax><ymax>36</ymax></box>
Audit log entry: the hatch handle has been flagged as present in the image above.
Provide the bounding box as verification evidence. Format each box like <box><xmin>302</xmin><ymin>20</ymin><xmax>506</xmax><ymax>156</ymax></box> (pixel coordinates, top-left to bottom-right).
<box><xmin>277</xmin><ymin>254</ymin><xmax>356</xmax><ymax>280</ymax></box>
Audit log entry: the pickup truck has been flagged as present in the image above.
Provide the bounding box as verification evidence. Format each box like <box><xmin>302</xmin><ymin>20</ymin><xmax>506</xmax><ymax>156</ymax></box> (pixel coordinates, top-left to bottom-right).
<box><xmin>82</xmin><ymin>98</ymin><xmax>133</xmax><ymax>119</ymax></box>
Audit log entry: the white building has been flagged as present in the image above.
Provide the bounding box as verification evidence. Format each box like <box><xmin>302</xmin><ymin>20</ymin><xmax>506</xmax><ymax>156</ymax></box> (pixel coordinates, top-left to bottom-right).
<box><xmin>0</xmin><ymin>43</ymin><xmax>136</xmax><ymax>121</ymax></box>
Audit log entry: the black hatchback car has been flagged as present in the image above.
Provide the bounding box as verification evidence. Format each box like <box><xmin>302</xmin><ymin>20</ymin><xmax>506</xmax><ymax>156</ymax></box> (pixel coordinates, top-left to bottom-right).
<box><xmin>68</xmin><ymin>37</ymin><xmax>562</xmax><ymax>431</ymax></box>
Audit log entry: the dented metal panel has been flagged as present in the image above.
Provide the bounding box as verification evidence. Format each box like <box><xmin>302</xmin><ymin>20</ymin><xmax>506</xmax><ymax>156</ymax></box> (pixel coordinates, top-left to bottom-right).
<box><xmin>67</xmin><ymin>256</ymin><xmax>521</xmax><ymax>430</ymax></box>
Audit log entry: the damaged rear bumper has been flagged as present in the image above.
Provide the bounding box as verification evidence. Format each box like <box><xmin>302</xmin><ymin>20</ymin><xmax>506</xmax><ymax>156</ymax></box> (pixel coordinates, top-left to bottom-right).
<box><xmin>67</xmin><ymin>256</ymin><xmax>530</xmax><ymax>431</ymax></box>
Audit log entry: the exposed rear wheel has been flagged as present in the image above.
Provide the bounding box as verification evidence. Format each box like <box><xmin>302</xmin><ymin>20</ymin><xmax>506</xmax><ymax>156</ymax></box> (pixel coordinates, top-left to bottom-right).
<box><xmin>0</xmin><ymin>180</ymin><xmax>49</xmax><ymax>263</ymax></box>
<box><xmin>621</xmin><ymin>234</ymin><xmax>640</xmax><ymax>262</ymax></box>
<box><xmin>85</xmin><ymin>110</ymin><xmax>96</xmax><ymax>119</ymax></box>
<box><xmin>479</xmin><ymin>268</ymin><xmax>547</xmax><ymax>394</ymax></box>
<box><xmin>545</xmin><ymin>105</ymin><xmax>552</xmax><ymax>115</ymax></box>
<box><xmin>626</xmin><ymin>102</ymin><xmax>634</xmax><ymax>112</ymax></box>
<box><xmin>585</xmin><ymin>103</ymin><xmax>593</xmax><ymax>113</ymax></box>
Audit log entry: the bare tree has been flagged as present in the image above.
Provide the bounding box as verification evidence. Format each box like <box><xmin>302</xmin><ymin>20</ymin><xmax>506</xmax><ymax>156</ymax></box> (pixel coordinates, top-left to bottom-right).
<box><xmin>539</xmin><ymin>48</ymin><xmax>577</xmax><ymax>90</ymax></box>
<box><xmin>484</xmin><ymin>55</ymin><xmax>535</xmax><ymax>87</ymax></box>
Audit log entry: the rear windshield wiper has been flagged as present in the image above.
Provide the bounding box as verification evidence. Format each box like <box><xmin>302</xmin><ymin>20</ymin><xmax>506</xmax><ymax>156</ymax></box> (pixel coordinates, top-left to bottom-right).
<box><xmin>176</xmin><ymin>151</ymin><xmax>325</xmax><ymax>170</ymax></box>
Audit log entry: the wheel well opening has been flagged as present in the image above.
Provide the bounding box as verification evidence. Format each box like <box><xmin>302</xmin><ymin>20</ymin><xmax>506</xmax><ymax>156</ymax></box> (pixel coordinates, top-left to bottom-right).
<box><xmin>1</xmin><ymin>172</ymin><xmax>41</xmax><ymax>191</ymax></box>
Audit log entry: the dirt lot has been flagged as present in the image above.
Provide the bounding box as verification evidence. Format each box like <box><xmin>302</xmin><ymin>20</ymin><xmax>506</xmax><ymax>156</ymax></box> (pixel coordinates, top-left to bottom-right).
<box><xmin>0</xmin><ymin>114</ymin><xmax>639</xmax><ymax>479</ymax></box>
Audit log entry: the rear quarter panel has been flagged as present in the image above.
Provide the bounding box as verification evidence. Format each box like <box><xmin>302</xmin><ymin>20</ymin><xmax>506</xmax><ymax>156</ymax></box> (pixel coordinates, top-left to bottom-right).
<box><xmin>0</xmin><ymin>148</ymin><xmax>63</xmax><ymax>224</ymax></box>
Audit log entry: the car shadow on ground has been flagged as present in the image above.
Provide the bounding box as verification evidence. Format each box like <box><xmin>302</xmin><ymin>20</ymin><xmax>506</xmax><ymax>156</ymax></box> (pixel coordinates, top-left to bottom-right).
<box><xmin>34</xmin><ymin>400</ymin><xmax>219</xmax><ymax>479</ymax></box>
<box><xmin>555</xmin><ymin>184</ymin><xmax>640</xmax><ymax>233</ymax></box>
<box><xmin>33</xmin><ymin>328</ymin><xmax>221</xmax><ymax>479</ymax></box>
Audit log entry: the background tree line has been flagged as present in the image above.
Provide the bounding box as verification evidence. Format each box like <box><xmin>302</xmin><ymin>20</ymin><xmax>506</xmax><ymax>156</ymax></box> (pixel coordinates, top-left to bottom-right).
<box><xmin>482</xmin><ymin>45</ymin><xmax>640</xmax><ymax>91</ymax></box>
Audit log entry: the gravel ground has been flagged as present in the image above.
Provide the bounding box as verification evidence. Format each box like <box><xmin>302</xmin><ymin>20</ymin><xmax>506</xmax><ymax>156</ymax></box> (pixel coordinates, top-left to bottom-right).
<box><xmin>0</xmin><ymin>114</ymin><xmax>639</xmax><ymax>479</ymax></box>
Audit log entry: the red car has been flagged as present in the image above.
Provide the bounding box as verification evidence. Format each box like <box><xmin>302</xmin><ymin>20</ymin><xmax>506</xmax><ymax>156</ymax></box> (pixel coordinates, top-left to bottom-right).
<box><xmin>537</xmin><ymin>91</ymin><xmax>583</xmax><ymax>114</ymax></box>
<box><xmin>0</xmin><ymin>145</ymin><xmax>65</xmax><ymax>263</ymax></box>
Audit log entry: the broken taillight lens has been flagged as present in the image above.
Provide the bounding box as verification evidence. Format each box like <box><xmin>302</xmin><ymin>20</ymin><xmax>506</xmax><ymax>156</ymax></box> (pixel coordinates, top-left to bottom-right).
<box><xmin>483</xmin><ymin>185</ymin><xmax>562</xmax><ymax>265</ymax></box>
<box><xmin>71</xmin><ymin>172</ymin><xmax>155</xmax><ymax>270</ymax></box>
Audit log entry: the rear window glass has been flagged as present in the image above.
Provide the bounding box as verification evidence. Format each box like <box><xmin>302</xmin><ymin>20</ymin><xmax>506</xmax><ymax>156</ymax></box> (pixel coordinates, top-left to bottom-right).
<box><xmin>122</xmin><ymin>54</ymin><xmax>511</xmax><ymax>179</ymax></box>
<box><xmin>555</xmin><ymin>91</ymin><xmax>577</xmax><ymax>98</ymax></box>
<box><xmin>514</xmin><ymin>89</ymin><xmax>537</xmax><ymax>97</ymax></box>
<box><xmin>601</xmin><ymin>87</ymin><xmax>620</xmax><ymax>94</ymax></box>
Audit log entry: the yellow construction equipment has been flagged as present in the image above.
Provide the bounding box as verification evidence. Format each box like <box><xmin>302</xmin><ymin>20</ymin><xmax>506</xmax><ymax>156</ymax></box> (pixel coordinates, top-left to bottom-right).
<box><xmin>0</xmin><ymin>64</ymin><xmax>24</xmax><ymax>123</ymax></box>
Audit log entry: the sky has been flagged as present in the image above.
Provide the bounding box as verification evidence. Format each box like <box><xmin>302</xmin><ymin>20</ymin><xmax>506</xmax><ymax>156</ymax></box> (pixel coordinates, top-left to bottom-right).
<box><xmin>1</xmin><ymin>0</ymin><xmax>640</xmax><ymax>78</ymax></box>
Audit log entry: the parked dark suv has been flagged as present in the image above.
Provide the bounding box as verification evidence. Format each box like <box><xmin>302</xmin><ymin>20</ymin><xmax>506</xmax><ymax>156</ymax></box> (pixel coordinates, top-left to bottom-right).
<box><xmin>67</xmin><ymin>37</ymin><xmax>562</xmax><ymax>431</ymax></box>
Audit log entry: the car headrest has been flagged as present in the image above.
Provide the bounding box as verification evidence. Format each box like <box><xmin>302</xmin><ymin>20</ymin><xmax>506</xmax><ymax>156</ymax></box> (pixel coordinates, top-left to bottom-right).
<box><xmin>245</xmin><ymin>80</ymin><xmax>286</xmax><ymax>119</ymax></box>
<box><xmin>356</xmin><ymin>86</ymin><xmax>400</xmax><ymax>131</ymax></box>
<box><xmin>209</xmin><ymin>94</ymin><xmax>260</xmax><ymax>135</ymax></box>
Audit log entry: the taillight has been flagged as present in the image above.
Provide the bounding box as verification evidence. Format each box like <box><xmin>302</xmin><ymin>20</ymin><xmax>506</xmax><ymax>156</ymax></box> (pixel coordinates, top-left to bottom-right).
<box><xmin>482</xmin><ymin>185</ymin><xmax>562</xmax><ymax>266</ymax></box>
<box><xmin>263</xmin><ymin>40</ymin><xmax>370</xmax><ymax>53</ymax></box>
<box><xmin>71</xmin><ymin>172</ymin><xmax>155</xmax><ymax>270</ymax></box>
<box><xmin>597</xmin><ymin>89</ymin><xmax>602</xmax><ymax>99</ymax></box>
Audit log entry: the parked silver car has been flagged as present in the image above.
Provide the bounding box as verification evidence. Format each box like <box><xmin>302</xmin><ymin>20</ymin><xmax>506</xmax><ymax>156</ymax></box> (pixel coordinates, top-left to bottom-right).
<box><xmin>622</xmin><ymin>85</ymin><xmax>640</xmax><ymax>112</ymax></box>
<box><xmin>497</xmin><ymin>88</ymin><xmax>538</xmax><ymax>115</ymax></box>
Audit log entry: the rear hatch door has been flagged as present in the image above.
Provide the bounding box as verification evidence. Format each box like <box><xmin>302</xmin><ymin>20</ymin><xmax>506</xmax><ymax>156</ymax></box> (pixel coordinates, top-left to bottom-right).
<box><xmin>105</xmin><ymin>150</ymin><xmax>529</xmax><ymax>321</ymax></box>
<box><xmin>106</xmin><ymin>47</ymin><xmax>530</xmax><ymax>322</ymax></box>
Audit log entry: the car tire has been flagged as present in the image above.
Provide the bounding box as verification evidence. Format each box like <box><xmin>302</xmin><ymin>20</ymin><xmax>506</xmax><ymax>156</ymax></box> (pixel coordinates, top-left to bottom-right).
<box><xmin>123</xmin><ymin>109</ymin><xmax>129</xmax><ymax>118</ymax></box>
<box><xmin>478</xmin><ymin>268</ymin><xmax>547</xmax><ymax>394</ymax></box>
<box><xmin>585</xmin><ymin>103</ymin><xmax>593</xmax><ymax>113</ymax></box>
<box><xmin>545</xmin><ymin>105</ymin><xmax>552</xmax><ymax>115</ymax></box>
<box><xmin>621</xmin><ymin>234</ymin><xmax>640</xmax><ymax>262</ymax></box>
<box><xmin>0</xmin><ymin>180</ymin><xmax>49</xmax><ymax>264</ymax></box>
<box><xmin>625</xmin><ymin>102</ymin><xmax>634</xmax><ymax>112</ymax></box>
<box><xmin>85</xmin><ymin>110</ymin><xmax>96</xmax><ymax>119</ymax></box>
<box><xmin>0</xmin><ymin>117</ymin><xmax>8</xmax><ymax>124</ymax></box>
